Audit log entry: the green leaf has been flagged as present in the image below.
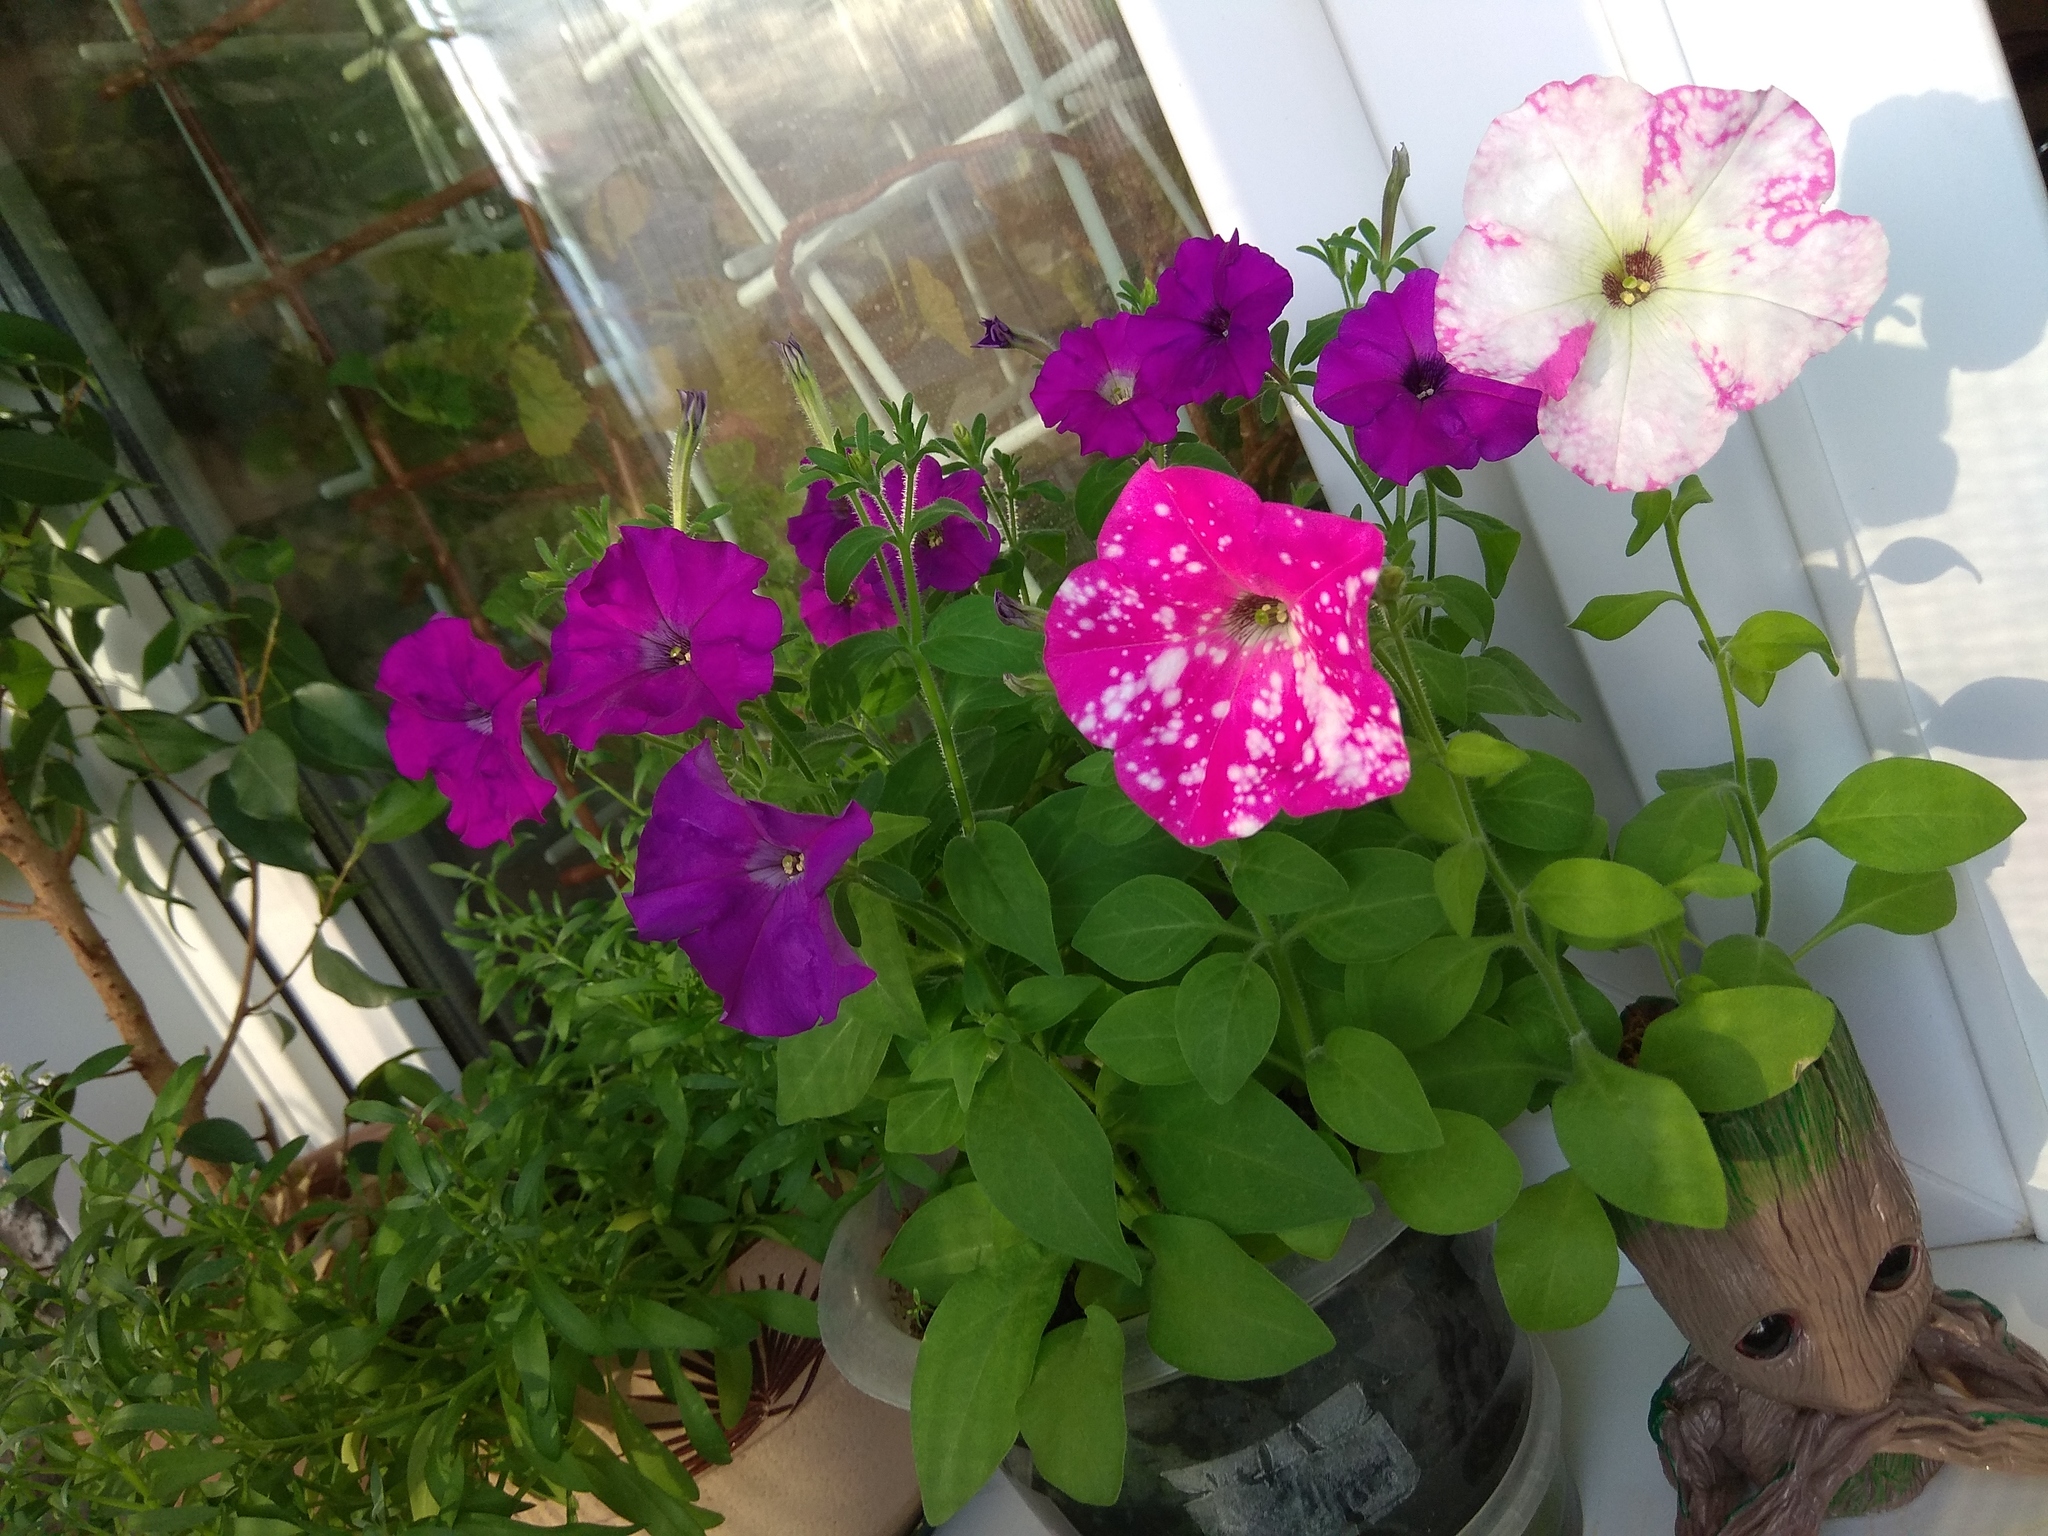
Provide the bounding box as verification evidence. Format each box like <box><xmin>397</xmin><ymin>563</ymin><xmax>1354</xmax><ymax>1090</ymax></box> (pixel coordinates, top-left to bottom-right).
<box><xmin>1626</xmin><ymin>488</ymin><xmax>1672</xmax><ymax>557</ymax></box>
<box><xmin>1474</xmin><ymin>751</ymin><xmax>1594</xmax><ymax>852</ymax></box>
<box><xmin>111</xmin><ymin>526</ymin><xmax>198</xmax><ymax>572</ymax></box>
<box><xmin>0</xmin><ymin>637</ymin><xmax>53</xmax><ymax>711</ymax></box>
<box><xmin>1371</xmin><ymin>936</ymin><xmax>1503</xmax><ymax>1051</ymax></box>
<box><xmin>725</xmin><ymin>1287</ymin><xmax>821</xmax><ymax>1339</ymax></box>
<box><xmin>1305</xmin><ymin>1027</ymin><xmax>1441</xmax><ymax>1153</ymax></box>
<box><xmin>1493</xmin><ymin>1171</ymin><xmax>1619</xmax><ymax>1331</ymax></box>
<box><xmin>218</xmin><ymin>535</ymin><xmax>296</xmax><ymax>585</ymax></box>
<box><xmin>613</xmin><ymin>1298</ymin><xmax>726</xmax><ymax>1352</ymax></box>
<box><xmin>1372</xmin><ymin>1109</ymin><xmax>1521</xmax><ymax>1234</ymax></box>
<box><xmin>1656</xmin><ymin>757</ymin><xmax>1779</xmax><ymax>816</ymax></box>
<box><xmin>1408</xmin><ymin>1017</ymin><xmax>1547</xmax><ymax>1128</ymax></box>
<box><xmin>1728</xmin><ymin>610</ymin><xmax>1838</xmax><ymax>680</ymax></box>
<box><xmin>880</xmin><ymin>1182</ymin><xmax>1025</xmax><ymax>1303</ymax></box>
<box><xmin>228</xmin><ymin>728</ymin><xmax>300</xmax><ymax>821</ymax></box>
<box><xmin>1407</xmin><ymin>639</ymin><xmax>1469</xmax><ymax>724</ymax></box>
<box><xmin>176</xmin><ymin>1117</ymin><xmax>262</xmax><ymax>1165</ymax></box>
<box><xmin>1078</xmin><ymin>779</ymin><xmax>1156</xmax><ymax>846</ymax></box>
<box><xmin>0</xmin><ymin>428</ymin><xmax>120</xmax><ymax>505</ymax></box>
<box><xmin>507</xmin><ymin>342</ymin><xmax>590</xmax><ymax>456</ymax></box>
<box><xmin>775</xmin><ymin>1004</ymin><xmax>893</xmax><ymax>1122</ymax></box>
<box><xmin>825</xmin><ymin>524</ymin><xmax>892</xmax><ymax>604</ymax></box>
<box><xmin>1441</xmin><ymin>732</ymin><xmax>1528</xmax><ymax>778</ymax></box>
<box><xmin>1007</xmin><ymin>974</ymin><xmax>1103</xmax><ymax>1033</ymax></box>
<box><xmin>1075</xmin><ymin>455</ymin><xmax>1140</xmax><ymax>539</ymax></box>
<box><xmin>1220</xmin><ymin>828</ymin><xmax>1346</xmax><ymax>914</ymax></box>
<box><xmin>966</xmin><ymin>1047</ymin><xmax>1138</xmax><ymax>1279</ymax></box>
<box><xmin>363</xmin><ymin>776</ymin><xmax>448</xmax><ymax>843</ymax></box>
<box><xmin>1525</xmin><ymin>858</ymin><xmax>1683</xmax><ymax>942</ymax></box>
<box><xmin>1669</xmin><ymin>862</ymin><xmax>1760</xmax><ymax>899</ymax></box>
<box><xmin>289</xmin><ymin>681</ymin><xmax>391</xmax><ymax>775</ymax></box>
<box><xmin>1074</xmin><ymin>874</ymin><xmax>1227</xmax><ymax>981</ymax></box>
<box><xmin>1433</xmin><ymin>840</ymin><xmax>1487</xmax><ymax>938</ymax></box>
<box><xmin>923</xmin><ymin>594</ymin><xmax>1045</xmax><ymax>677</ymax></box>
<box><xmin>1175</xmin><ymin>952</ymin><xmax>1280</xmax><ymax>1102</ymax></box>
<box><xmin>911</xmin><ymin>1244</ymin><xmax>1067</xmax><ymax>1524</ymax></box>
<box><xmin>530</xmin><ymin>1274</ymin><xmax>614</xmax><ymax>1356</ymax></box>
<box><xmin>1552</xmin><ymin>1041</ymin><xmax>1726</xmax><ymax>1227</ymax></box>
<box><xmin>1637</xmin><ymin>986</ymin><xmax>1836</xmax><ymax>1113</ymax></box>
<box><xmin>140</xmin><ymin>590</ymin><xmax>225</xmax><ymax>681</ymax></box>
<box><xmin>1431</xmin><ymin>573</ymin><xmax>1495</xmax><ymax>646</ymax></box>
<box><xmin>1137</xmin><ymin>1212</ymin><xmax>1333</xmax><ymax>1379</ymax></box>
<box><xmin>1124</xmin><ymin>1080</ymin><xmax>1369</xmax><ymax>1233</ymax></box>
<box><xmin>92</xmin><ymin>709</ymin><xmax>232</xmax><ymax>775</ymax></box>
<box><xmin>1018</xmin><ymin>1305</ymin><xmax>1127</xmax><ymax>1505</ymax></box>
<box><xmin>1438</xmin><ymin>504</ymin><xmax>1521</xmax><ymax>596</ymax></box>
<box><xmin>888</xmin><ymin>1082</ymin><xmax>968</xmax><ymax>1155</ymax></box>
<box><xmin>860</xmin><ymin>810</ymin><xmax>929</xmax><ymax>859</ymax></box>
<box><xmin>1615</xmin><ymin>787</ymin><xmax>1727</xmax><ymax>884</ymax></box>
<box><xmin>1391</xmin><ymin>758</ymin><xmax>1470</xmax><ymax>843</ymax></box>
<box><xmin>311</xmin><ymin>934</ymin><xmax>430</xmax><ymax>1008</ymax></box>
<box><xmin>144</xmin><ymin>1444</ymin><xmax>238</xmax><ymax>1496</ymax></box>
<box><xmin>809</xmin><ymin>630</ymin><xmax>904</xmax><ymax>723</ymax></box>
<box><xmin>944</xmin><ymin>823</ymin><xmax>1061</xmax><ymax>974</ymax></box>
<box><xmin>1568</xmin><ymin>590</ymin><xmax>1682</xmax><ymax>640</ymax></box>
<box><xmin>1821</xmin><ymin>864</ymin><xmax>1958</xmax><ymax>941</ymax></box>
<box><xmin>1086</xmin><ymin>988</ymin><xmax>1192</xmax><ymax>1085</ymax></box>
<box><xmin>0</xmin><ymin>312</ymin><xmax>87</xmax><ymax>371</ymax></box>
<box><xmin>1808</xmin><ymin>757</ymin><xmax>2025</xmax><ymax>873</ymax></box>
<box><xmin>1697</xmin><ymin>934</ymin><xmax>1808</xmax><ymax>990</ymax></box>
<box><xmin>1300</xmin><ymin>847</ymin><xmax>1444</xmax><ymax>963</ymax></box>
<box><xmin>850</xmin><ymin>883</ymin><xmax>925</xmax><ymax>1036</ymax></box>
<box><xmin>1467</xmin><ymin>647</ymin><xmax>1579</xmax><ymax>721</ymax></box>
<box><xmin>26</xmin><ymin>544</ymin><xmax>122</xmax><ymax>608</ymax></box>
<box><xmin>104</xmin><ymin>1402</ymin><xmax>220</xmax><ymax>1437</ymax></box>
<box><xmin>207</xmin><ymin>773</ymin><xmax>323</xmax><ymax>874</ymax></box>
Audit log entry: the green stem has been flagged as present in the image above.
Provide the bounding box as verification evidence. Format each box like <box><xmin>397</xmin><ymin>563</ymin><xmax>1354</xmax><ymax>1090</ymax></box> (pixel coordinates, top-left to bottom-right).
<box><xmin>1661</xmin><ymin>515</ymin><xmax>1773</xmax><ymax>937</ymax></box>
<box><xmin>896</xmin><ymin>527</ymin><xmax>976</xmax><ymax>838</ymax></box>
<box><xmin>1272</xmin><ymin>373</ymin><xmax>1385</xmax><ymax>517</ymax></box>
<box><xmin>1256</xmin><ymin>913</ymin><xmax>1317</xmax><ymax>1068</ymax></box>
<box><xmin>1426</xmin><ymin>480</ymin><xmax>1440</xmax><ymax>582</ymax></box>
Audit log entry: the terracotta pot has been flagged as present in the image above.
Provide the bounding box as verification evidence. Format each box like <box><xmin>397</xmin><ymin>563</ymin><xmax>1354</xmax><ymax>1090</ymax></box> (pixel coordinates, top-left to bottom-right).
<box><xmin>1621</xmin><ymin>1020</ymin><xmax>2048</xmax><ymax>1535</ymax></box>
<box><xmin>521</xmin><ymin>1239</ymin><xmax>921</xmax><ymax>1536</ymax></box>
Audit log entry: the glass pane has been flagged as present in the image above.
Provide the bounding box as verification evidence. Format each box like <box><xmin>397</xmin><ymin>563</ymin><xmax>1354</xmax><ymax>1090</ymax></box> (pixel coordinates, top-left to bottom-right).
<box><xmin>0</xmin><ymin>0</ymin><xmax>1218</xmax><ymax>1043</ymax></box>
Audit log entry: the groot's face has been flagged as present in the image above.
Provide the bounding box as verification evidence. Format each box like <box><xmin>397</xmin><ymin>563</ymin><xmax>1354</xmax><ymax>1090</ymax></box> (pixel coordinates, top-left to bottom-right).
<box><xmin>1629</xmin><ymin>1136</ymin><xmax>1929</xmax><ymax>1413</ymax></box>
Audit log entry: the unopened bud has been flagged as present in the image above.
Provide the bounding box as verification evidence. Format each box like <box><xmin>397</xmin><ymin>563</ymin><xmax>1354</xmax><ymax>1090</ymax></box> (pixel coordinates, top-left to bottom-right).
<box><xmin>974</xmin><ymin>316</ymin><xmax>1015</xmax><ymax>350</ymax></box>
<box><xmin>1002</xmin><ymin>671</ymin><xmax>1055</xmax><ymax>697</ymax></box>
<box><xmin>669</xmin><ymin>388</ymin><xmax>707</xmax><ymax>532</ymax></box>
<box><xmin>992</xmin><ymin>590</ymin><xmax>1045</xmax><ymax>631</ymax></box>
<box><xmin>773</xmin><ymin>335</ymin><xmax>837</xmax><ymax>447</ymax></box>
<box><xmin>1380</xmin><ymin>143</ymin><xmax>1412</xmax><ymax>269</ymax></box>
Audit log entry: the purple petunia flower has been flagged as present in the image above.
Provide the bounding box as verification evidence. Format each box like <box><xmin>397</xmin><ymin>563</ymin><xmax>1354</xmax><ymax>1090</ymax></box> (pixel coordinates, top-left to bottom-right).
<box><xmin>376</xmin><ymin>614</ymin><xmax>555</xmax><ymax>848</ymax></box>
<box><xmin>787</xmin><ymin>457</ymin><xmax>999</xmax><ymax>646</ymax></box>
<box><xmin>536</xmin><ymin>527</ymin><xmax>780</xmax><ymax>750</ymax></box>
<box><xmin>1031</xmin><ymin>312</ymin><xmax>1181</xmax><ymax>459</ymax></box>
<box><xmin>1314</xmin><ymin>268</ymin><xmax>1541</xmax><ymax>488</ymax></box>
<box><xmin>626</xmin><ymin>742</ymin><xmax>875</xmax><ymax>1037</ymax></box>
<box><xmin>1142</xmin><ymin>233</ymin><xmax>1294</xmax><ymax>404</ymax></box>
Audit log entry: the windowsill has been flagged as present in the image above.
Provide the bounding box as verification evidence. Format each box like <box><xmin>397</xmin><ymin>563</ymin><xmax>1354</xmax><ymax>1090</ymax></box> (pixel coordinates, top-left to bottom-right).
<box><xmin>1548</xmin><ymin>1239</ymin><xmax>2048</xmax><ymax>1534</ymax></box>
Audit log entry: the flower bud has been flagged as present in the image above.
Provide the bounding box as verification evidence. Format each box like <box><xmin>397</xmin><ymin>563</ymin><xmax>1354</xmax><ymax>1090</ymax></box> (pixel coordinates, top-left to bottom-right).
<box><xmin>773</xmin><ymin>335</ymin><xmax>837</xmax><ymax>447</ymax></box>
<box><xmin>992</xmin><ymin>590</ymin><xmax>1045</xmax><ymax>631</ymax></box>
<box><xmin>974</xmin><ymin>316</ymin><xmax>1015</xmax><ymax>350</ymax></box>
<box><xmin>669</xmin><ymin>388</ymin><xmax>707</xmax><ymax>531</ymax></box>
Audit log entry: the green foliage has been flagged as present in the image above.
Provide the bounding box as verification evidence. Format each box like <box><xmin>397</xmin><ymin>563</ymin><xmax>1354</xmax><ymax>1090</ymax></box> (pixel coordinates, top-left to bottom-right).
<box><xmin>1017</xmin><ymin>1306</ymin><xmax>1127</xmax><ymax>1505</ymax></box>
<box><xmin>1492</xmin><ymin>1171</ymin><xmax>1618</xmax><ymax>1331</ymax></box>
<box><xmin>1135</xmin><ymin>1213</ymin><xmax>1335</xmax><ymax>1381</ymax></box>
<box><xmin>1636</xmin><ymin>987</ymin><xmax>1837</xmax><ymax>1113</ymax></box>
<box><xmin>1807</xmin><ymin>756</ymin><xmax>2024</xmax><ymax>872</ymax></box>
<box><xmin>1371</xmin><ymin>1109</ymin><xmax>1522</xmax><ymax>1233</ymax></box>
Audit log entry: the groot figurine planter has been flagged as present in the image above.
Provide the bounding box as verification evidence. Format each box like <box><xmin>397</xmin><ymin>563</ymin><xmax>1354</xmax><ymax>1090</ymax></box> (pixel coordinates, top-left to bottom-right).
<box><xmin>1627</xmin><ymin>1023</ymin><xmax>2048</xmax><ymax>1534</ymax></box>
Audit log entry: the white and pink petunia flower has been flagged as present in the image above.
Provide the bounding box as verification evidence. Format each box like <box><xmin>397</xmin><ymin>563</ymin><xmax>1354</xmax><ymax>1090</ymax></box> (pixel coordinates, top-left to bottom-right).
<box><xmin>1043</xmin><ymin>463</ymin><xmax>1409</xmax><ymax>847</ymax></box>
<box><xmin>1435</xmin><ymin>75</ymin><xmax>1888</xmax><ymax>492</ymax></box>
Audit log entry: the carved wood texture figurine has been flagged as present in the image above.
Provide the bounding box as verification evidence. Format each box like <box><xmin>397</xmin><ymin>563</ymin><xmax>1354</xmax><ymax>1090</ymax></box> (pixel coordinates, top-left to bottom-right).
<box><xmin>1620</xmin><ymin>1013</ymin><xmax>2048</xmax><ymax>1535</ymax></box>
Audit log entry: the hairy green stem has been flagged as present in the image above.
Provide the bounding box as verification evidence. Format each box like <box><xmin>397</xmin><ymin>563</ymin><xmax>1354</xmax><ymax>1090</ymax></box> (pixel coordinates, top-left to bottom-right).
<box><xmin>1256</xmin><ymin>912</ymin><xmax>1318</xmax><ymax>1068</ymax></box>
<box><xmin>894</xmin><ymin>522</ymin><xmax>976</xmax><ymax>837</ymax></box>
<box><xmin>1661</xmin><ymin>515</ymin><xmax>1773</xmax><ymax>937</ymax></box>
<box><xmin>1272</xmin><ymin>374</ymin><xmax>1384</xmax><ymax>517</ymax></box>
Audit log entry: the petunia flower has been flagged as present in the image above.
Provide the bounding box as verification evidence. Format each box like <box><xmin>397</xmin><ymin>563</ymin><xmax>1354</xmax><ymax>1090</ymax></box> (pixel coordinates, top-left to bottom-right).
<box><xmin>1313</xmin><ymin>267</ymin><xmax>1541</xmax><ymax>487</ymax></box>
<box><xmin>537</xmin><ymin>526</ymin><xmax>780</xmax><ymax>750</ymax></box>
<box><xmin>787</xmin><ymin>457</ymin><xmax>1000</xmax><ymax>647</ymax></box>
<box><xmin>974</xmin><ymin>316</ymin><xmax>1015</xmax><ymax>349</ymax></box>
<box><xmin>1142</xmin><ymin>233</ymin><xmax>1294</xmax><ymax>404</ymax></box>
<box><xmin>1043</xmin><ymin>463</ymin><xmax>1409</xmax><ymax>846</ymax></box>
<box><xmin>626</xmin><ymin>742</ymin><xmax>875</xmax><ymax>1038</ymax></box>
<box><xmin>1031</xmin><ymin>312</ymin><xmax>1181</xmax><ymax>457</ymax></box>
<box><xmin>1435</xmin><ymin>76</ymin><xmax>1888</xmax><ymax>492</ymax></box>
<box><xmin>377</xmin><ymin>614</ymin><xmax>554</xmax><ymax>848</ymax></box>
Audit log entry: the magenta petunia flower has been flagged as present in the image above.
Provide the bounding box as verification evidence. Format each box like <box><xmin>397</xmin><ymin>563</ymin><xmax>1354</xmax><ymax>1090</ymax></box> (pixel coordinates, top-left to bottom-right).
<box><xmin>1435</xmin><ymin>76</ymin><xmax>1888</xmax><ymax>492</ymax></box>
<box><xmin>787</xmin><ymin>457</ymin><xmax>999</xmax><ymax>647</ymax></box>
<box><xmin>1313</xmin><ymin>268</ymin><xmax>1541</xmax><ymax>487</ymax></box>
<box><xmin>626</xmin><ymin>742</ymin><xmax>875</xmax><ymax>1038</ymax></box>
<box><xmin>536</xmin><ymin>526</ymin><xmax>780</xmax><ymax>750</ymax></box>
<box><xmin>1043</xmin><ymin>463</ymin><xmax>1410</xmax><ymax>847</ymax></box>
<box><xmin>1142</xmin><ymin>233</ymin><xmax>1294</xmax><ymax>404</ymax></box>
<box><xmin>1031</xmin><ymin>312</ymin><xmax>1181</xmax><ymax>458</ymax></box>
<box><xmin>376</xmin><ymin>614</ymin><xmax>555</xmax><ymax>848</ymax></box>
<box><xmin>789</xmin><ymin>478</ymin><xmax>898</xmax><ymax>647</ymax></box>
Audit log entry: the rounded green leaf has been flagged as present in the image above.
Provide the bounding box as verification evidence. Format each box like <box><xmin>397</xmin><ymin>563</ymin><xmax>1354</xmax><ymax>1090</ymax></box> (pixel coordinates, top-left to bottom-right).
<box><xmin>0</xmin><ymin>427</ymin><xmax>121</xmax><ymax>505</ymax></box>
<box><xmin>1300</xmin><ymin>847</ymin><xmax>1445</xmax><ymax>963</ymax></box>
<box><xmin>1370</xmin><ymin>936</ymin><xmax>1500</xmax><ymax>1051</ymax></box>
<box><xmin>1728</xmin><ymin>610</ymin><xmax>1838</xmax><ymax>678</ymax></box>
<box><xmin>887</xmin><ymin>1083</ymin><xmax>968</xmax><ymax>1155</ymax></box>
<box><xmin>1086</xmin><ymin>989</ymin><xmax>1192</xmax><ymax>1085</ymax></box>
<box><xmin>1442</xmin><ymin>731</ymin><xmax>1528</xmax><ymax>779</ymax></box>
<box><xmin>1552</xmin><ymin>1042</ymin><xmax>1726</xmax><ymax>1227</ymax></box>
<box><xmin>880</xmin><ymin>1183</ymin><xmax>1026</xmax><ymax>1303</ymax></box>
<box><xmin>923</xmin><ymin>594</ymin><xmax>1046</xmax><ymax>677</ymax></box>
<box><xmin>1668</xmin><ymin>862</ymin><xmax>1759</xmax><ymax>899</ymax></box>
<box><xmin>228</xmin><ymin>728</ymin><xmax>301</xmax><ymax>821</ymax></box>
<box><xmin>1390</xmin><ymin>759</ymin><xmax>1469</xmax><ymax>843</ymax></box>
<box><xmin>1305</xmin><ymin>1027</ymin><xmax>1441</xmax><ymax>1153</ymax></box>
<box><xmin>1175</xmin><ymin>953</ymin><xmax>1280</xmax><ymax>1103</ymax></box>
<box><xmin>1475</xmin><ymin>752</ymin><xmax>1594</xmax><ymax>852</ymax></box>
<box><xmin>176</xmin><ymin>1117</ymin><xmax>262</xmax><ymax>1165</ymax></box>
<box><xmin>1636</xmin><ymin>986</ymin><xmax>1836</xmax><ymax>1114</ymax></box>
<box><xmin>1136</xmin><ymin>1213</ymin><xmax>1334</xmax><ymax>1381</ymax></box>
<box><xmin>1493</xmin><ymin>1170</ymin><xmax>1619</xmax><ymax>1331</ymax></box>
<box><xmin>1809</xmin><ymin>757</ymin><xmax>2024</xmax><ymax>873</ymax></box>
<box><xmin>1525</xmin><ymin>858</ymin><xmax>1683</xmax><ymax>942</ymax></box>
<box><xmin>1073</xmin><ymin>874</ymin><xmax>1224</xmax><ymax>981</ymax></box>
<box><xmin>1433</xmin><ymin>839</ymin><xmax>1487</xmax><ymax>937</ymax></box>
<box><xmin>290</xmin><ymin>681</ymin><xmax>392</xmax><ymax>775</ymax></box>
<box><xmin>825</xmin><ymin>523</ymin><xmax>891</xmax><ymax>603</ymax></box>
<box><xmin>1696</xmin><ymin>934</ymin><xmax>1807</xmax><ymax>991</ymax></box>
<box><xmin>364</xmin><ymin>776</ymin><xmax>450</xmax><ymax>844</ymax></box>
<box><xmin>1372</xmin><ymin>1110</ymin><xmax>1522</xmax><ymax>1234</ymax></box>
<box><xmin>1824</xmin><ymin>865</ymin><xmax>1958</xmax><ymax>939</ymax></box>
<box><xmin>207</xmin><ymin>772</ymin><xmax>322</xmax><ymax>873</ymax></box>
<box><xmin>1614</xmin><ymin>787</ymin><xmax>1727</xmax><ymax>884</ymax></box>
<box><xmin>1408</xmin><ymin>1017</ymin><xmax>1548</xmax><ymax>1128</ymax></box>
<box><xmin>1222</xmin><ymin>829</ymin><xmax>1346</xmax><ymax>914</ymax></box>
<box><xmin>1017</xmin><ymin>1307</ymin><xmax>1126</xmax><ymax>1506</ymax></box>
<box><xmin>93</xmin><ymin>709</ymin><xmax>233</xmax><ymax>775</ymax></box>
<box><xmin>944</xmin><ymin>822</ymin><xmax>1062</xmax><ymax>975</ymax></box>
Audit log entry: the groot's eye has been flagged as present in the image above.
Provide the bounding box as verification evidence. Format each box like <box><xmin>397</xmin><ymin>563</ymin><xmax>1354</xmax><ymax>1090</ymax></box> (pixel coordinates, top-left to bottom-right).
<box><xmin>1736</xmin><ymin>1312</ymin><xmax>1797</xmax><ymax>1360</ymax></box>
<box><xmin>1869</xmin><ymin>1243</ymin><xmax>1918</xmax><ymax>1294</ymax></box>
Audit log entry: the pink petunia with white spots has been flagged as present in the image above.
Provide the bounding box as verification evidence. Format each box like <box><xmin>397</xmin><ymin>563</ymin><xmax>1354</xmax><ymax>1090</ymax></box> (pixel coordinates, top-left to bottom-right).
<box><xmin>1044</xmin><ymin>463</ymin><xmax>1409</xmax><ymax>847</ymax></box>
<box><xmin>1436</xmin><ymin>76</ymin><xmax>1888</xmax><ymax>492</ymax></box>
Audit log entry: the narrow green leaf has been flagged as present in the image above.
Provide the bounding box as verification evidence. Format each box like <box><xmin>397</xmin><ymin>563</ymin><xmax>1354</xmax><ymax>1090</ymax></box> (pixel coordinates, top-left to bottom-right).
<box><xmin>311</xmin><ymin>934</ymin><xmax>430</xmax><ymax>1007</ymax></box>
<box><xmin>111</xmin><ymin>526</ymin><xmax>198</xmax><ymax>572</ymax></box>
<box><xmin>207</xmin><ymin>772</ymin><xmax>322</xmax><ymax>873</ymax></box>
<box><xmin>290</xmin><ymin>681</ymin><xmax>391</xmax><ymax>775</ymax></box>
<box><xmin>1433</xmin><ymin>839</ymin><xmax>1487</xmax><ymax>937</ymax></box>
<box><xmin>1438</xmin><ymin>504</ymin><xmax>1521</xmax><ymax>596</ymax></box>
<box><xmin>363</xmin><ymin>776</ymin><xmax>448</xmax><ymax>843</ymax></box>
<box><xmin>1625</xmin><ymin>488</ymin><xmax>1672</xmax><ymax>557</ymax></box>
<box><xmin>825</xmin><ymin>524</ymin><xmax>891</xmax><ymax>604</ymax></box>
<box><xmin>93</xmin><ymin>710</ymin><xmax>231</xmax><ymax>775</ymax></box>
<box><xmin>1668</xmin><ymin>862</ymin><xmax>1759</xmax><ymax>899</ymax></box>
<box><xmin>1441</xmin><ymin>731</ymin><xmax>1528</xmax><ymax>778</ymax></box>
<box><xmin>0</xmin><ymin>428</ymin><xmax>121</xmax><ymax>505</ymax></box>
